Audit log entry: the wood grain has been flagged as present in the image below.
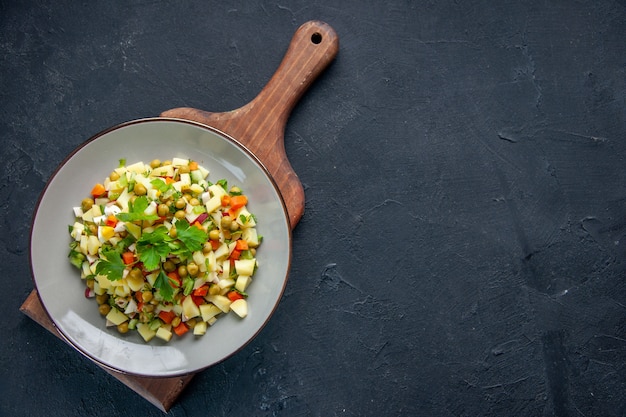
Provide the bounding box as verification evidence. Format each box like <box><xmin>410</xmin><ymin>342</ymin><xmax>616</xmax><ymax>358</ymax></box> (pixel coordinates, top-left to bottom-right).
<box><xmin>161</xmin><ymin>20</ymin><xmax>339</xmax><ymax>228</ymax></box>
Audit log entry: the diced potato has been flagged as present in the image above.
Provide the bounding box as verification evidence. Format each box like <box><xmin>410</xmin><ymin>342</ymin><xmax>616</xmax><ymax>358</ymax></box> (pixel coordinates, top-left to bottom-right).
<box><xmin>144</xmin><ymin>201</ymin><xmax>157</xmax><ymax>217</ymax></box>
<box><xmin>205</xmin><ymin>195</ymin><xmax>221</xmax><ymax>214</ymax></box>
<box><xmin>70</xmin><ymin>222</ymin><xmax>84</xmax><ymax>240</ymax></box>
<box><xmin>137</xmin><ymin>323</ymin><xmax>156</xmax><ymax>342</ymax></box>
<box><xmin>241</xmin><ymin>228</ymin><xmax>259</xmax><ymax>248</ymax></box>
<box><xmin>81</xmin><ymin>208</ymin><xmax>94</xmax><ymax>223</ymax></box>
<box><xmin>81</xmin><ymin>261</ymin><xmax>91</xmax><ymax>278</ymax></box>
<box><xmin>114</xmin><ymin>285</ymin><xmax>130</xmax><ymax>297</ymax></box>
<box><xmin>126</xmin><ymin>272</ymin><xmax>144</xmax><ymax>292</ymax></box>
<box><xmin>220</xmin><ymin>261</ymin><xmax>230</xmax><ymax>280</ymax></box>
<box><xmin>146</xmin><ymin>272</ymin><xmax>158</xmax><ymax>287</ymax></box>
<box><xmin>150</xmin><ymin>164</ymin><xmax>174</xmax><ymax>177</ymax></box>
<box><xmin>182</xmin><ymin>295</ymin><xmax>200</xmax><ymax>319</ymax></box>
<box><xmin>230</xmin><ymin>299</ymin><xmax>248</xmax><ymax>318</ymax></box>
<box><xmin>218</xmin><ymin>278</ymin><xmax>235</xmax><ymax>289</ymax></box>
<box><xmin>125</xmin><ymin>161</ymin><xmax>146</xmax><ymax>174</ymax></box>
<box><xmin>235</xmin><ymin>275</ymin><xmax>252</xmax><ymax>292</ymax></box>
<box><xmin>124</xmin><ymin>222</ymin><xmax>142</xmax><ymax>240</ymax></box>
<box><xmin>105</xmin><ymin>308</ymin><xmax>129</xmax><ymax>325</ymax></box>
<box><xmin>172</xmin><ymin>157</ymin><xmax>189</xmax><ymax>166</ymax></box>
<box><xmin>208</xmin><ymin>184</ymin><xmax>227</xmax><ymax>199</ymax></box>
<box><xmin>93</xmin><ymin>281</ymin><xmax>105</xmax><ymax>296</ymax></box>
<box><xmin>206</xmin><ymin>294</ymin><xmax>231</xmax><ymax>313</ymax></box>
<box><xmin>234</xmin><ymin>259</ymin><xmax>256</xmax><ymax>276</ymax></box>
<box><xmin>199</xmin><ymin>303</ymin><xmax>222</xmax><ymax>322</ymax></box>
<box><xmin>156</xmin><ymin>326</ymin><xmax>173</xmax><ymax>342</ymax></box>
<box><xmin>206</xmin><ymin>251</ymin><xmax>217</xmax><ymax>272</ymax></box>
<box><xmin>116</xmin><ymin>188</ymin><xmax>130</xmax><ymax>211</ymax></box>
<box><xmin>91</xmin><ymin>204</ymin><xmax>102</xmax><ymax>217</ymax></box>
<box><xmin>213</xmin><ymin>243</ymin><xmax>230</xmax><ymax>260</ymax></box>
<box><xmin>179</xmin><ymin>173</ymin><xmax>191</xmax><ymax>186</ymax></box>
<box><xmin>96</xmin><ymin>274</ymin><xmax>113</xmax><ymax>290</ymax></box>
<box><xmin>87</xmin><ymin>235</ymin><xmax>101</xmax><ymax>256</ymax></box>
<box><xmin>193</xmin><ymin>321</ymin><xmax>207</xmax><ymax>336</ymax></box>
<box><xmin>189</xmin><ymin>183</ymin><xmax>204</xmax><ymax>195</ymax></box>
<box><xmin>236</xmin><ymin>207</ymin><xmax>256</xmax><ymax>228</ymax></box>
<box><xmin>196</xmin><ymin>165</ymin><xmax>209</xmax><ymax>178</ymax></box>
<box><xmin>193</xmin><ymin>251</ymin><xmax>206</xmax><ymax>272</ymax></box>
<box><xmin>79</xmin><ymin>235</ymin><xmax>88</xmax><ymax>254</ymax></box>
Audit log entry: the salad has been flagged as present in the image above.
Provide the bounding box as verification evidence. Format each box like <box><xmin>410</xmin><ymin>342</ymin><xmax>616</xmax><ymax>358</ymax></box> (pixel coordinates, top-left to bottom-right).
<box><xmin>67</xmin><ymin>157</ymin><xmax>261</xmax><ymax>343</ymax></box>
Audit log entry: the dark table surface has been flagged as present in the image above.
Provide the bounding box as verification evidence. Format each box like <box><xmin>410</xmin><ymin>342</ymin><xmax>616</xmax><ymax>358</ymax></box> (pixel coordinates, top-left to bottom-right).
<box><xmin>2</xmin><ymin>1</ymin><xmax>625</xmax><ymax>416</ymax></box>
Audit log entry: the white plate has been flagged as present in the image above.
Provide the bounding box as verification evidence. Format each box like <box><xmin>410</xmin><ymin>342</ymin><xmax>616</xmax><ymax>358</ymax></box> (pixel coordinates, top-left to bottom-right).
<box><xmin>30</xmin><ymin>118</ymin><xmax>291</xmax><ymax>377</ymax></box>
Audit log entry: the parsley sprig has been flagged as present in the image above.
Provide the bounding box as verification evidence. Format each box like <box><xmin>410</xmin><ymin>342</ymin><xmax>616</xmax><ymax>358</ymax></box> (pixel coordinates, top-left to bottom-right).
<box><xmin>95</xmin><ymin>248</ymin><xmax>126</xmax><ymax>281</ymax></box>
<box><xmin>135</xmin><ymin>219</ymin><xmax>207</xmax><ymax>301</ymax></box>
<box><xmin>115</xmin><ymin>196</ymin><xmax>159</xmax><ymax>222</ymax></box>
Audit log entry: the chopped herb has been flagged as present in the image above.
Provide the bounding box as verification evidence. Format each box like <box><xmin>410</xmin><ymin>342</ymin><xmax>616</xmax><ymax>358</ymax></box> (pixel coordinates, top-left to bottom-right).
<box><xmin>175</xmin><ymin>219</ymin><xmax>208</xmax><ymax>254</ymax></box>
<box><xmin>154</xmin><ymin>269</ymin><xmax>175</xmax><ymax>301</ymax></box>
<box><xmin>95</xmin><ymin>248</ymin><xmax>126</xmax><ymax>281</ymax></box>
<box><xmin>150</xmin><ymin>178</ymin><xmax>172</xmax><ymax>193</ymax></box>
<box><xmin>217</xmin><ymin>179</ymin><xmax>228</xmax><ymax>190</ymax></box>
<box><xmin>68</xmin><ymin>242</ymin><xmax>85</xmax><ymax>269</ymax></box>
<box><xmin>135</xmin><ymin>226</ymin><xmax>172</xmax><ymax>271</ymax></box>
<box><xmin>115</xmin><ymin>196</ymin><xmax>159</xmax><ymax>222</ymax></box>
<box><xmin>182</xmin><ymin>277</ymin><xmax>194</xmax><ymax>296</ymax></box>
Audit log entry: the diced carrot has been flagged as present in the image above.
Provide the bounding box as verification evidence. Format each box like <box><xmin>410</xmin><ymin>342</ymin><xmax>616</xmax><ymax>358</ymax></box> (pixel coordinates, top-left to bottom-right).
<box><xmin>227</xmin><ymin>291</ymin><xmax>244</xmax><ymax>302</ymax></box>
<box><xmin>192</xmin><ymin>295</ymin><xmax>205</xmax><ymax>306</ymax></box>
<box><xmin>91</xmin><ymin>183</ymin><xmax>106</xmax><ymax>197</ymax></box>
<box><xmin>229</xmin><ymin>195</ymin><xmax>248</xmax><ymax>210</ymax></box>
<box><xmin>229</xmin><ymin>249</ymin><xmax>241</xmax><ymax>260</ymax></box>
<box><xmin>135</xmin><ymin>291</ymin><xmax>143</xmax><ymax>303</ymax></box>
<box><xmin>167</xmin><ymin>271</ymin><xmax>181</xmax><ymax>288</ymax></box>
<box><xmin>193</xmin><ymin>221</ymin><xmax>204</xmax><ymax>231</ymax></box>
<box><xmin>164</xmin><ymin>177</ymin><xmax>175</xmax><ymax>184</ymax></box>
<box><xmin>158</xmin><ymin>310</ymin><xmax>176</xmax><ymax>324</ymax></box>
<box><xmin>235</xmin><ymin>239</ymin><xmax>248</xmax><ymax>251</ymax></box>
<box><xmin>189</xmin><ymin>161</ymin><xmax>198</xmax><ymax>171</ymax></box>
<box><xmin>105</xmin><ymin>215</ymin><xmax>118</xmax><ymax>227</ymax></box>
<box><xmin>221</xmin><ymin>195</ymin><xmax>231</xmax><ymax>207</ymax></box>
<box><xmin>173</xmin><ymin>322</ymin><xmax>189</xmax><ymax>336</ymax></box>
<box><xmin>209</xmin><ymin>240</ymin><xmax>220</xmax><ymax>251</ymax></box>
<box><xmin>122</xmin><ymin>251</ymin><xmax>135</xmax><ymax>265</ymax></box>
<box><xmin>193</xmin><ymin>285</ymin><xmax>209</xmax><ymax>297</ymax></box>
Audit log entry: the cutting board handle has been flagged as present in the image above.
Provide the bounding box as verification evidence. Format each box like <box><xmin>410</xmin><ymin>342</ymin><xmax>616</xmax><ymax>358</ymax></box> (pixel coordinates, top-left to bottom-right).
<box><xmin>162</xmin><ymin>21</ymin><xmax>339</xmax><ymax>228</ymax></box>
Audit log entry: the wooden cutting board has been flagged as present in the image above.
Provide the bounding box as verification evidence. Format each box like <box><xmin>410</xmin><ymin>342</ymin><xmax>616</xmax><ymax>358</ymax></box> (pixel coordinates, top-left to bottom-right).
<box><xmin>20</xmin><ymin>20</ymin><xmax>339</xmax><ymax>412</ymax></box>
<box><xmin>162</xmin><ymin>20</ymin><xmax>339</xmax><ymax>228</ymax></box>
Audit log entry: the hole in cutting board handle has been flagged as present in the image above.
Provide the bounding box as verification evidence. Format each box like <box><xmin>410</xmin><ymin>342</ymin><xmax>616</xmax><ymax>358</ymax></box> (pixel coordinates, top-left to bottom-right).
<box><xmin>311</xmin><ymin>32</ymin><xmax>322</xmax><ymax>44</ymax></box>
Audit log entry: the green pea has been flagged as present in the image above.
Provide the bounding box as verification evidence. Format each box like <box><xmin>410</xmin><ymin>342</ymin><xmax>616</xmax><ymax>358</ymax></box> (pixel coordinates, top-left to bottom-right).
<box><xmin>157</xmin><ymin>204</ymin><xmax>170</xmax><ymax>217</ymax></box>
<box><xmin>134</xmin><ymin>183</ymin><xmax>147</xmax><ymax>196</ymax></box>
<box><xmin>98</xmin><ymin>304</ymin><xmax>111</xmax><ymax>316</ymax></box>
<box><xmin>117</xmin><ymin>322</ymin><xmax>129</xmax><ymax>334</ymax></box>
<box><xmin>187</xmin><ymin>262</ymin><xmax>199</xmax><ymax>277</ymax></box>
<box><xmin>81</xmin><ymin>198</ymin><xmax>94</xmax><ymax>211</ymax></box>
<box><xmin>209</xmin><ymin>229</ymin><xmax>220</xmax><ymax>241</ymax></box>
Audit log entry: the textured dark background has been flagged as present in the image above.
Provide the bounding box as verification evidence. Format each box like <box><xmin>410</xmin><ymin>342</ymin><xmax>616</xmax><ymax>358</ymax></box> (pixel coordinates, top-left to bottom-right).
<box><xmin>2</xmin><ymin>1</ymin><xmax>625</xmax><ymax>416</ymax></box>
